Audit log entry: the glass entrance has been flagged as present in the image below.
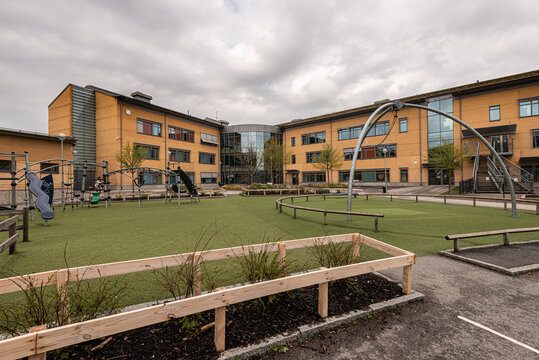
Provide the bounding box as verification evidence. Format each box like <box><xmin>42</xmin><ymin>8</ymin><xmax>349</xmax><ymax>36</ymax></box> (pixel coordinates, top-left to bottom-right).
<box><xmin>491</xmin><ymin>135</ymin><xmax>510</xmax><ymax>153</ymax></box>
<box><xmin>428</xmin><ymin>169</ymin><xmax>453</xmax><ymax>185</ymax></box>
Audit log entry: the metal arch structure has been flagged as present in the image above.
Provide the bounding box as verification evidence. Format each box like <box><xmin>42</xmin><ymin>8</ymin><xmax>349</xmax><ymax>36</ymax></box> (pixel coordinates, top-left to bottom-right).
<box><xmin>347</xmin><ymin>100</ymin><xmax>518</xmax><ymax>218</ymax></box>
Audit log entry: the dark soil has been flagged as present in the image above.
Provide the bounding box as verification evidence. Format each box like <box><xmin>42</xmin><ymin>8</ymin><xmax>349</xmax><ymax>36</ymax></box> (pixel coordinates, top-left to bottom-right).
<box><xmin>50</xmin><ymin>273</ymin><xmax>402</xmax><ymax>360</ymax></box>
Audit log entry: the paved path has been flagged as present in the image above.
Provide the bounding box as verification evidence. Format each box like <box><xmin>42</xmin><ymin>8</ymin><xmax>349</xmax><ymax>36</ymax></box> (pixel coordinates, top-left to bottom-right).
<box><xmin>259</xmin><ymin>256</ymin><xmax>539</xmax><ymax>359</ymax></box>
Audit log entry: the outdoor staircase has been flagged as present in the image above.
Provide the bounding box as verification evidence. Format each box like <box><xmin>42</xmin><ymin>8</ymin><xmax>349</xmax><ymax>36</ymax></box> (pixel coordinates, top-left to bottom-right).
<box><xmin>473</xmin><ymin>155</ymin><xmax>533</xmax><ymax>194</ymax></box>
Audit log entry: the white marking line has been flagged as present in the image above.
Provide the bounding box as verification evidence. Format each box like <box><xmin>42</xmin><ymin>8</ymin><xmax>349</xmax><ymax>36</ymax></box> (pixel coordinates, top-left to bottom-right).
<box><xmin>458</xmin><ymin>316</ymin><xmax>539</xmax><ymax>355</ymax></box>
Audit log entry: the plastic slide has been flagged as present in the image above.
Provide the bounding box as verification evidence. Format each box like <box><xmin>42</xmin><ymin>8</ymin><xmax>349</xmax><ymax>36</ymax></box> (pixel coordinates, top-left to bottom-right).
<box><xmin>175</xmin><ymin>169</ymin><xmax>198</xmax><ymax>196</ymax></box>
<box><xmin>26</xmin><ymin>172</ymin><xmax>55</xmax><ymax>220</ymax></box>
<box><xmin>90</xmin><ymin>192</ymin><xmax>100</xmax><ymax>204</ymax></box>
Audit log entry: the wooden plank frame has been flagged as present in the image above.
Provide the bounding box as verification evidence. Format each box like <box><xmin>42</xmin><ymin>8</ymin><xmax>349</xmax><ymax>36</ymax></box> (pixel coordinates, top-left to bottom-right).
<box><xmin>0</xmin><ymin>233</ymin><xmax>415</xmax><ymax>360</ymax></box>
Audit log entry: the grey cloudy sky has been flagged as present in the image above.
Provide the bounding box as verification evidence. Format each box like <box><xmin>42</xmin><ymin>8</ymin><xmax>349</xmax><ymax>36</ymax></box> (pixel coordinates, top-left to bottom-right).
<box><xmin>1</xmin><ymin>0</ymin><xmax>538</xmax><ymax>133</ymax></box>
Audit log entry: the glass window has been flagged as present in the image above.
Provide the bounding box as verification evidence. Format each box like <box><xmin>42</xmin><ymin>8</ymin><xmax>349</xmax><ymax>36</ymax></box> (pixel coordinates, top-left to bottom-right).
<box><xmin>339</xmin><ymin>171</ymin><xmax>361</xmax><ymax>182</ymax></box>
<box><xmin>0</xmin><ymin>160</ymin><xmax>10</xmax><ymax>172</ymax></box>
<box><xmin>306</xmin><ymin>152</ymin><xmax>320</xmax><ymax>163</ymax></box>
<box><xmin>137</xmin><ymin>119</ymin><xmax>161</xmax><ymax>137</ymax></box>
<box><xmin>138</xmin><ymin>171</ymin><xmax>162</xmax><ymax>185</ymax></box>
<box><xmin>520</xmin><ymin>99</ymin><xmax>539</xmax><ymax>117</ymax></box>
<box><xmin>301</xmin><ymin>131</ymin><xmax>325</xmax><ymax>145</ymax></box>
<box><xmin>428</xmin><ymin>98</ymin><xmax>453</xmax><ymax>151</ymax></box>
<box><xmin>168</xmin><ymin>126</ymin><xmax>194</xmax><ymax>142</ymax></box>
<box><xmin>533</xmin><ymin>130</ymin><xmax>539</xmax><ymax>148</ymax></box>
<box><xmin>40</xmin><ymin>162</ymin><xmax>59</xmax><ymax>174</ymax></box>
<box><xmin>135</xmin><ymin>144</ymin><xmax>159</xmax><ymax>160</ymax></box>
<box><xmin>489</xmin><ymin>105</ymin><xmax>500</xmax><ymax>121</ymax></box>
<box><xmin>302</xmin><ymin>172</ymin><xmax>326</xmax><ymax>182</ymax></box>
<box><xmin>291</xmin><ymin>154</ymin><xmax>296</xmax><ymax>164</ymax></box>
<box><xmin>291</xmin><ymin>137</ymin><xmax>295</xmax><ymax>146</ymax></box>
<box><xmin>343</xmin><ymin>148</ymin><xmax>354</xmax><ymax>161</ymax></box>
<box><xmin>201</xmin><ymin>172</ymin><xmax>218</xmax><ymax>184</ymax></box>
<box><xmin>201</xmin><ymin>132</ymin><xmax>218</xmax><ymax>146</ymax></box>
<box><xmin>400</xmin><ymin>169</ymin><xmax>408</xmax><ymax>182</ymax></box>
<box><xmin>169</xmin><ymin>148</ymin><xmax>190</xmax><ymax>162</ymax></box>
<box><xmin>399</xmin><ymin>118</ymin><xmax>408</xmax><ymax>133</ymax></box>
<box><xmin>199</xmin><ymin>152</ymin><xmax>216</xmax><ymax>164</ymax></box>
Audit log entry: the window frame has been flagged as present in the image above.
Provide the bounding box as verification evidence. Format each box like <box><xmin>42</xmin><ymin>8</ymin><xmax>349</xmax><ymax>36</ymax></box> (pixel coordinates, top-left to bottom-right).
<box><xmin>302</xmin><ymin>172</ymin><xmax>326</xmax><ymax>183</ymax></box>
<box><xmin>399</xmin><ymin>118</ymin><xmax>408</xmax><ymax>133</ymax></box>
<box><xmin>40</xmin><ymin>162</ymin><xmax>60</xmax><ymax>174</ymax></box>
<box><xmin>400</xmin><ymin>168</ymin><xmax>408</xmax><ymax>183</ymax></box>
<box><xmin>134</xmin><ymin>143</ymin><xmax>160</xmax><ymax>160</ymax></box>
<box><xmin>168</xmin><ymin>125</ymin><xmax>195</xmax><ymax>143</ymax></box>
<box><xmin>199</xmin><ymin>152</ymin><xmax>216</xmax><ymax>165</ymax></box>
<box><xmin>519</xmin><ymin>97</ymin><xmax>539</xmax><ymax>118</ymax></box>
<box><xmin>169</xmin><ymin>148</ymin><xmax>191</xmax><ymax>163</ymax></box>
<box><xmin>489</xmin><ymin>105</ymin><xmax>500</xmax><ymax>122</ymax></box>
<box><xmin>137</xmin><ymin>118</ymin><xmax>162</xmax><ymax>137</ymax></box>
<box><xmin>301</xmin><ymin>131</ymin><xmax>326</xmax><ymax>145</ymax></box>
<box><xmin>200</xmin><ymin>132</ymin><xmax>219</xmax><ymax>146</ymax></box>
<box><xmin>0</xmin><ymin>160</ymin><xmax>12</xmax><ymax>173</ymax></box>
<box><xmin>306</xmin><ymin>151</ymin><xmax>321</xmax><ymax>163</ymax></box>
<box><xmin>532</xmin><ymin>128</ymin><xmax>539</xmax><ymax>149</ymax></box>
<box><xmin>291</xmin><ymin>154</ymin><xmax>296</xmax><ymax>164</ymax></box>
<box><xmin>291</xmin><ymin>137</ymin><xmax>296</xmax><ymax>147</ymax></box>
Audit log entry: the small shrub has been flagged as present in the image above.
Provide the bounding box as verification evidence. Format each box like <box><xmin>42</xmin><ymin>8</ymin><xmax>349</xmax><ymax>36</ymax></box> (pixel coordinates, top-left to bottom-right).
<box><xmin>213</xmin><ymin>191</ymin><xmax>221</xmax><ymax>196</ymax></box>
<box><xmin>310</xmin><ymin>238</ymin><xmax>359</xmax><ymax>268</ymax></box>
<box><xmin>233</xmin><ymin>240</ymin><xmax>288</xmax><ymax>284</ymax></box>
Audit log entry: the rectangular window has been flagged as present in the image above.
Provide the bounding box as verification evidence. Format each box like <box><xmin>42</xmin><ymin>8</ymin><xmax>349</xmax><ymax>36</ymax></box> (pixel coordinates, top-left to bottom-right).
<box><xmin>138</xmin><ymin>171</ymin><xmax>162</xmax><ymax>185</ymax></box>
<box><xmin>40</xmin><ymin>162</ymin><xmax>59</xmax><ymax>174</ymax></box>
<box><xmin>400</xmin><ymin>168</ymin><xmax>408</xmax><ymax>182</ymax></box>
<box><xmin>0</xmin><ymin>160</ymin><xmax>11</xmax><ymax>172</ymax></box>
<box><xmin>200</xmin><ymin>172</ymin><xmax>218</xmax><ymax>184</ymax></box>
<box><xmin>532</xmin><ymin>129</ymin><xmax>539</xmax><ymax>148</ymax></box>
<box><xmin>519</xmin><ymin>98</ymin><xmax>539</xmax><ymax>117</ymax></box>
<box><xmin>301</xmin><ymin>131</ymin><xmax>325</xmax><ymax>145</ymax></box>
<box><xmin>302</xmin><ymin>172</ymin><xmax>326</xmax><ymax>182</ymax></box>
<box><xmin>338</xmin><ymin>125</ymin><xmax>364</xmax><ymax>140</ymax></box>
<box><xmin>399</xmin><ymin>118</ymin><xmax>408</xmax><ymax>133</ymax></box>
<box><xmin>339</xmin><ymin>171</ymin><xmax>361</xmax><ymax>183</ymax></box>
<box><xmin>341</xmin><ymin>169</ymin><xmax>389</xmax><ymax>182</ymax></box>
<box><xmin>169</xmin><ymin>148</ymin><xmax>190</xmax><ymax>163</ymax></box>
<box><xmin>343</xmin><ymin>148</ymin><xmax>354</xmax><ymax>161</ymax></box>
<box><xmin>137</xmin><ymin>119</ymin><xmax>161</xmax><ymax>137</ymax></box>
<box><xmin>428</xmin><ymin>98</ymin><xmax>454</xmax><ymax>150</ymax></box>
<box><xmin>489</xmin><ymin>105</ymin><xmax>500</xmax><ymax>121</ymax></box>
<box><xmin>291</xmin><ymin>154</ymin><xmax>296</xmax><ymax>164</ymax></box>
<box><xmin>201</xmin><ymin>132</ymin><xmax>218</xmax><ymax>146</ymax></box>
<box><xmin>135</xmin><ymin>144</ymin><xmax>159</xmax><ymax>160</ymax></box>
<box><xmin>306</xmin><ymin>152</ymin><xmax>321</xmax><ymax>163</ymax></box>
<box><xmin>291</xmin><ymin>137</ymin><xmax>296</xmax><ymax>146</ymax></box>
<box><xmin>168</xmin><ymin>125</ymin><xmax>194</xmax><ymax>142</ymax></box>
<box><xmin>199</xmin><ymin>152</ymin><xmax>216</xmax><ymax>164</ymax></box>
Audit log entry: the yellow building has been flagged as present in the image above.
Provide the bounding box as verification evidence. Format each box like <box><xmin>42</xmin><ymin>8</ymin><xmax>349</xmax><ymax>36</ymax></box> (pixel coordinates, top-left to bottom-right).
<box><xmin>48</xmin><ymin>85</ymin><xmax>224</xmax><ymax>188</ymax></box>
<box><xmin>279</xmin><ymin>70</ymin><xmax>539</xmax><ymax>192</ymax></box>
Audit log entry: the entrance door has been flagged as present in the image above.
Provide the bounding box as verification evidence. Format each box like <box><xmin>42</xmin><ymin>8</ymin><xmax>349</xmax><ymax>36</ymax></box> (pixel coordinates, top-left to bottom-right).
<box><xmin>292</xmin><ymin>173</ymin><xmax>299</xmax><ymax>185</ymax></box>
<box><xmin>428</xmin><ymin>169</ymin><xmax>453</xmax><ymax>185</ymax></box>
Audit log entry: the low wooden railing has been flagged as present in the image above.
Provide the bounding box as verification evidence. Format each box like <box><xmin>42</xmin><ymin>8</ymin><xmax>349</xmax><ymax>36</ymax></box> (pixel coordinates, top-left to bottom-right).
<box><xmin>275</xmin><ymin>195</ymin><xmax>384</xmax><ymax>230</ymax></box>
<box><xmin>0</xmin><ymin>208</ymin><xmax>29</xmax><ymax>243</ymax></box>
<box><xmin>0</xmin><ymin>215</ymin><xmax>19</xmax><ymax>255</ymax></box>
<box><xmin>0</xmin><ymin>233</ymin><xmax>415</xmax><ymax>359</ymax></box>
<box><xmin>445</xmin><ymin>227</ymin><xmax>539</xmax><ymax>252</ymax></box>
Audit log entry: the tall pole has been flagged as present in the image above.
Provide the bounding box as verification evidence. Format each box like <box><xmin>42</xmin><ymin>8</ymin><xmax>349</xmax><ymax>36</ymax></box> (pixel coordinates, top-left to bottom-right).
<box><xmin>383</xmin><ymin>147</ymin><xmax>388</xmax><ymax>192</ymax></box>
<box><xmin>58</xmin><ymin>133</ymin><xmax>66</xmax><ymax>211</ymax></box>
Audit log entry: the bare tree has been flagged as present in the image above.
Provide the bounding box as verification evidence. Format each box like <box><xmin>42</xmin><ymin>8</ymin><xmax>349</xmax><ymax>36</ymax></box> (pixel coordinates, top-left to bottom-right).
<box><xmin>312</xmin><ymin>144</ymin><xmax>343</xmax><ymax>184</ymax></box>
<box><xmin>262</xmin><ymin>138</ymin><xmax>290</xmax><ymax>184</ymax></box>
<box><xmin>238</xmin><ymin>142</ymin><xmax>263</xmax><ymax>184</ymax></box>
<box><xmin>428</xmin><ymin>142</ymin><xmax>470</xmax><ymax>193</ymax></box>
<box><xmin>115</xmin><ymin>142</ymin><xmax>147</xmax><ymax>196</ymax></box>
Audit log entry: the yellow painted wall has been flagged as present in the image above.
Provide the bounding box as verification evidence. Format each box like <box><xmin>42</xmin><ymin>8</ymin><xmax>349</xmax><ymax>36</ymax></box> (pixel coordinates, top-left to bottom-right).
<box><xmin>48</xmin><ymin>85</ymin><xmax>73</xmax><ymax>137</ymax></box>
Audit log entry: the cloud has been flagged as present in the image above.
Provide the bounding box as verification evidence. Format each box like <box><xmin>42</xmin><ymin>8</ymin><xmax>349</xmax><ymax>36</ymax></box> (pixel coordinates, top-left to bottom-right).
<box><xmin>0</xmin><ymin>0</ymin><xmax>537</xmax><ymax>132</ymax></box>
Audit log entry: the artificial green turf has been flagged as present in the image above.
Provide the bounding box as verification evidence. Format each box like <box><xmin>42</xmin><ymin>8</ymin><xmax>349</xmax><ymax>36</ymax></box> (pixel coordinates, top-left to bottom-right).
<box><xmin>1</xmin><ymin>195</ymin><xmax>537</xmax><ymax>306</ymax></box>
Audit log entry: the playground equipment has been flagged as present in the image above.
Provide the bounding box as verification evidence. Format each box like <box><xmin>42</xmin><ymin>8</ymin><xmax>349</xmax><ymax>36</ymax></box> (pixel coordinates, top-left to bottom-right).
<box><xmin>26</xmin><ymin>172</ymin><xmax>55</xmax><ymax>225</ymax></box>
<box><xmin>346</xmin><ymin>100</ymin><xmax>518</xmax><ymax>219</ymax></box>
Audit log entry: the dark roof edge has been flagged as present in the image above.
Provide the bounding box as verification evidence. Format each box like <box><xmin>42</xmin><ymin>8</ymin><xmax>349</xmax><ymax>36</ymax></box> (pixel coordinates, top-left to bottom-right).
<box><xmin>0</xmin><ymin>127</ymin><xmax>76</xmax><ymax>143</ymax></box>
<box><xmin>279</xmin><ymin>69</ymin><xmax>539</xmax><ymax>129</ymax></box>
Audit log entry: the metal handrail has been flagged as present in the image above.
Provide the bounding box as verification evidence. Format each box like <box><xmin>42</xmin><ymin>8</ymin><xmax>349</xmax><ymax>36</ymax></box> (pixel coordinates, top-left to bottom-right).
<box><xmin>472</xmin><ymin>142</ymin><xmax>480</xmax><ymax>193</ymax></box>
<box><xmin>486</xmin><ymin>157</ymin><xmax>504</xmax><ymax>193</ymax></box>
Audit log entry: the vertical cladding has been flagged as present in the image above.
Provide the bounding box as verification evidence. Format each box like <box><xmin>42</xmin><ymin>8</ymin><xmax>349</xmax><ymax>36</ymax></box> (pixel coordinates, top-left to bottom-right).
<box><xmin>72</xmin><ymin>87</ymin><xmax>96</xmax><ymax>189</ymax></box>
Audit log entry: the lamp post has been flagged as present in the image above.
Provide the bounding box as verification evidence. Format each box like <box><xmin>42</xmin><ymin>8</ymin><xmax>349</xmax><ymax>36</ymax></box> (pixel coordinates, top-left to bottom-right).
<box><xmin>382</xmin><ymin>147</ymin><xmax>388</xmax><ymax>193</ymax></box>
<box><xmin>58</xmin><ymin>133</ymin><xmax>66</xmax><ymax>210</ymax></box>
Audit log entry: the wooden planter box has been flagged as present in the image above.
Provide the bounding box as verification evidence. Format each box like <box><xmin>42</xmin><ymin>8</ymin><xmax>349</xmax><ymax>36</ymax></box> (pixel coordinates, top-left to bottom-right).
<box><xmin>0</xmin><ymin>233</ymin><xmax>414</xmax><ymax>360</ymax></box>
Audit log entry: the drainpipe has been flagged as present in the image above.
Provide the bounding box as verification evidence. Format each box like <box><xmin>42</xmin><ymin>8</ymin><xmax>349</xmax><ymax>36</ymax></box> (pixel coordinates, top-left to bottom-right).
<box><xmin>120</xmin><ymin>102</ymin><xmax>123</xmax><ymax>190</ymax></box>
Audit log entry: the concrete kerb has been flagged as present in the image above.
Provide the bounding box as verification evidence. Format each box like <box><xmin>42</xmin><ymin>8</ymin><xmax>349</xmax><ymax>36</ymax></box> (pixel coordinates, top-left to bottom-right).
<box><xmin>219</xmin><ymin>286</ymin><xmax>424</xmax><ymax>359</ymax></box>
<box><xmin>438</xmin><ymin>240</ymin><xmax>539</xmax><ymax>276</ymax></box>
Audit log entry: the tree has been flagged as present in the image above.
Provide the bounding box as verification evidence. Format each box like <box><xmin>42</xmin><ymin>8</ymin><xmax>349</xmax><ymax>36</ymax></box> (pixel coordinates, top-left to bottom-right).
<box><xmin>238</xmin><ymin>142</ymin><xmax>263</xmax><ymax>184</ymax></box>
<box><xmin>428</xmin><ymin>142</ymin><xmax>470</xmax><ymax>193</ymax></box>
<box><xmin>262</xmin><ymin>138</ymin><xmax>290</xmax><ymax>184</ymax></box>
<box><xmin>115</xmin><ymin>142</ymin><xmax>147</xmax><ymax>196</ymax></box>
<box><xmin>312</xmin><ymin>144</ymin><xmax>344</xmax><ymax>184</ymax></box>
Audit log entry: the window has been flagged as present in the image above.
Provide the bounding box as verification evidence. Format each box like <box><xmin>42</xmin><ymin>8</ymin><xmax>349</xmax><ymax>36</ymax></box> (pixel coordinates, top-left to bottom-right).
<box><xmin>338</xmin><ymin>169</ymin><xmax>389</xmax><ymax>182</ymax></box>
<box><xmin>201</xmin><ymin>172</ymin><xmax>218</xmax><ymax>184</ymax></box>
<box><xmin>428</xmin><ymin>98</ymin><xmax>454</xmax><ymax>150</ymax></box>
<box><xmin>291</xmin><ymin>137</ymin><xmax>296</xmax><ymax>146</ymax></box>
<box><xmin>533</xmin><ymin>129</ymin><xmax>539</xmax><ymax>148</ymax></box>
<box><xmin>291</xmin><ymin>154</ymin><xmax>296</xmax><ymax>164</ymax></box>
<box><xmin>201</xmin><ymin>132</ymin><xmax>218</xmax><ymax>146</ymax></box>
<box><xmin>306</xmin><ymin>152</ymin><xmax>321</xmax><ymax>163</ymax></box>
<box><xmin>138</xmin><ymin>171</ymin><xmax>162</xmax><ymax>185</ymax></box>
<box><xmin>343</xmin><ymin>148</ymin><xmax>354</xmax><ymax>161</ymax></box>
<box><xmin>137</xmin><ymin>119</ymin><xmax>161</xmax><ymax>137</ymax></box>
<box><xmin>0</xmin><ymin>160</ymin><xmax>11</xmax><ymax>172</ymax></box>
<box><xmin>399</xmin><ymin>118</ymin><xmax>408</xmax><ymax>133</ymax></box>
<box><xmin>338</xmin><ymin>125</ymin><xmax>363</xmax><ymax>140</ymax></box>
<box><xmin>169</xmin><ymin>148</ymin><xmax>190</xmax><ymax>162</ymax></box>
<box><xmin>302</xmin><ymin>172</ymin><xmax>326</xmax><ymax>182</ymax></box>
<box><xmin>168</xmin><ymin>125</ymin><xmax>194</xmax><ymax>142</ymax></box>
<box><xmin>519</xmin><ymin>98</ymin><xmax>539</xmax><ymax>118</ymax></box>
<box><xmin>338</xmin><ymin>171</ymin><xmax>361</xmax><ymax>183</ymax></box>
<box><xmin>489</xmin><ymin>105</ymin><xmax>500</xmax><ymax>121</ymax></box>
<box><xmin>199</xmin><ymin>152</ymin><xmax>216</xmax><ymax>164</ymax></box>
<box><xmin>301</xmin><ymin>131</ymin><xmax>325</xmax><ymax>145</ymax></box>
<box><xmin>40</xmin><ymin>162</ymin><xmax>59</xmax><ymax>174</ymax></box>
<box><xmin>135</xmin><ymin>144</ymin><xmax>159</xmax><ymax>160</ymax></box>
<box><xmin>400</xmin><ymin>168</ymin><xmax>408</xmax><ymax>182</ymax></box>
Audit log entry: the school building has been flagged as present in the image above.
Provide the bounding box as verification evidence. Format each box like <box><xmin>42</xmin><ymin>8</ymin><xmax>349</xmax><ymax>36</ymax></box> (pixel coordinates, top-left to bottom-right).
<box><xmin>0</xmin><ymin>69</ymin><xmax>538</xmax><ymax>196</ymax></box>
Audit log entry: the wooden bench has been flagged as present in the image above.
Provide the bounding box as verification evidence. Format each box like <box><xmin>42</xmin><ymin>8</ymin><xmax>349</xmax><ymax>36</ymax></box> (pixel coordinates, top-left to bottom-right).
<box><xmin>445</xmin><ymin>227</ymin><xmax>539</xmax><ymax>252</ymax></box>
